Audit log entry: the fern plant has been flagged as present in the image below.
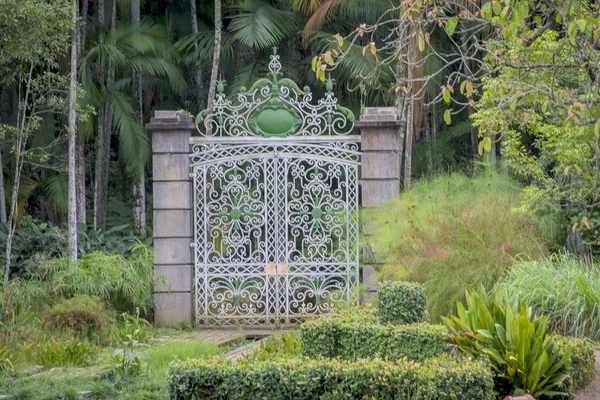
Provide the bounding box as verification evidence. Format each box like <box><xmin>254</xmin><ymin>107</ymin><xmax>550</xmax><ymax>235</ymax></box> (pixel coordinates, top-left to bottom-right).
<box><xmin>441</xmin><ymin>287</ymin><xmax>572</xmax><ymax>398</ymax></box>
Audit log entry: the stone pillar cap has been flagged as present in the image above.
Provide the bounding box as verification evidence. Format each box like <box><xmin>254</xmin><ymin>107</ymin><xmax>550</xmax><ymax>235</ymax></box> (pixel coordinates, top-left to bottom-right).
<box><xmin>356</xmin><ymin>107</ymin><xmax>405</xmax><ymax>127</ymax></box>
<box><xmin>146</xmin><ymin>110</ymin><xmax>196</xmax><ymax>131</ymax></box>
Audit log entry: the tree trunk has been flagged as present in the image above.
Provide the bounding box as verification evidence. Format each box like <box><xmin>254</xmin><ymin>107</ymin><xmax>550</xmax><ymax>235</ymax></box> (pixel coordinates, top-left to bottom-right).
<box><xmin>131</xmin><ymin>0</ymin><xmax>146</xmax><ymax>237</ymax></box>
<box><xmin>207</xmin><ymin>0</ymin><xmax>222</xmax><ymax>109</ymax></box>
<box><xmin>76</xmin><ymin>0</ymin><xmax>88</xmax><ymax>226</ymax></box>
<box><xmin>190</xmin><ymin>0</ymin><xmax>204</xmax><ymax>111</ymax></box>
<box><xmin>67</xmin><ymin>0</ymin><xmax>79</xmax><ymax>261</ymax></box>
<box><xmin>5</xmin><ymin>63</ymin><xmax>34</xmax><ymax>286</ymax></box>
<box><xmin>403</xmin><ymin>100</ymin><xmax>414</xmax><ymax>190</ymax></box>
<box><xmin>403</xmin><ymin>31</ymin><xmax>419</xmax><ymax>191</ymax></box>
<box><xmin>0</xmin><ymin>87</ymin><xmax>7</xmax><ymax>224</ymax></box>
<box><xmin>94</xmin><ymin>0</ymin><xmax>115</xmax><ymax>230</ymax></box>
<box><xmin>0</xmin><ymin>148</ymin><xmax>6</xmax><ymax>224</ymax></box>
<box><xmin>394</xmin><ymin>55</ymin><xmax>406</xmax><ymax>189</ymax></box>
<box><xmin>93</xmin><ymin>0</ymin><xmax>106</xmax><ymax>229</ymax></box>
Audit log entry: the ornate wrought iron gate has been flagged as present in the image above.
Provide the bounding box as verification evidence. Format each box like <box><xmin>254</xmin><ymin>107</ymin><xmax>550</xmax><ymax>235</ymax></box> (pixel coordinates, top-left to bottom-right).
<box><xmin>191</xmin><ymin>53</ymin><xmax>360</xmax><ymax>327</ymax></box>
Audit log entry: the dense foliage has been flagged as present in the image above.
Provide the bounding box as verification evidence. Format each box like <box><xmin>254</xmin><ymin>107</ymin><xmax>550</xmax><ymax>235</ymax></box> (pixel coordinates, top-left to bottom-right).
<box><xmin>301</xmin><ymin>317</ymin><xmax>450</xmax><ymax>362</ymax></box>
<box><xmin>377</xmin><ymin>281</ymin><xmax>427</xmax><ymax>325</ymax></box>
<box><xmin>168</xmin><ymin>355</ymin><xmax>495</xmax><ymax>400</ymax></box>
<box><xmin>502</xmin><ymin>254</ymin><xmax>600</xmax><ymax>341</ymax></box>
<box><xmin>442</xmin><ymin>287</ymin><xmax>574</xmax><ymax>398</ymax></box>
<box><xmin>365</xmin><ymin>174</ymin><xmax>552</xmax><ymax>318</ymax></box>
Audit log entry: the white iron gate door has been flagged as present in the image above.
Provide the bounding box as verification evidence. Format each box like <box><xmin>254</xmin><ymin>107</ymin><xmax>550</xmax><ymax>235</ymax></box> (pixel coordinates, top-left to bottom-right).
<box><xmin>191</xmin><ymin>51</ymin><xmax>360</xmax><ymax>327</ymax></box>
<box><xmin>191</xmin><ymin>141</ymin><xmax>360</xmax><ymax>327</ymax></box>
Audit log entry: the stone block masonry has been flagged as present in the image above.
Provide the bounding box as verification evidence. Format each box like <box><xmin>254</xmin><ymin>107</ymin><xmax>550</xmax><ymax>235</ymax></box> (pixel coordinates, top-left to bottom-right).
<box><xmin>147</xmin><ymin>110</ymin><xmax>195</xmax><ymax>326</ymax></box>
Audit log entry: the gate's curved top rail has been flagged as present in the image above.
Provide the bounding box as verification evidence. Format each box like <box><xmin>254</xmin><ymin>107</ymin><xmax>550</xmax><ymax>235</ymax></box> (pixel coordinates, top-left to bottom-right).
<box><xmin>190</xmin><ymin>141</ymin><xmax>361</xmax><ymax>167</ymax></box>
<box><xmin>195</xmin><ymin>50</ymin><xmax>356</xmax><ymax>138</ymax></box>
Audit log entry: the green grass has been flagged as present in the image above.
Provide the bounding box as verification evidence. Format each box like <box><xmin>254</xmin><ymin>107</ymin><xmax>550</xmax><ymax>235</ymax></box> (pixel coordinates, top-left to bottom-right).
<box><xmin>364</xmin><ymin>173</ymin><xmax>554</xmax><ymax>319</ymax></box>
<box><xmin>0</xmin><ymin>339</ymin><xmax>221</xmax><ymax>399</ymax></box>
<box><xmin>145</xmin><ymin>340</ymin><xmax>222</xmax><ymax>379</ymax></box>
<box><xmin>501</xmin><ymin>253</ymin><xmax>600</xmax><ymax>341</ymax></box>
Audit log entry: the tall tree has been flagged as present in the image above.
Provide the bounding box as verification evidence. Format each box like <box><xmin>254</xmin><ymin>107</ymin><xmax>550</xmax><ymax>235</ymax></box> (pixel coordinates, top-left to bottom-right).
<box><xmin>0</xmin><ymin>148</ymin><xmax>5</xmax><ymax>224</ymax></box>
<box><xmin>207</xmin><ymin>0</ymin><xmax>222</xmax><ymax>109</ymax></box>
<box><xmin>67</xmin><ymin>0</ymin><xmax>79</xmax><ymax>260</ymax></box>
<box><xmin>94</xmin><ymin>0</ymin><xmax>107</xmax><ymax>229</ymax></box>
<box><xmin>131</xmin><ymin>0</ymin><xmax>146</xmax><ymax>237</ymax></box>
<box><xmin>0</xmin><ymin>0</ymin><xmax>73</xmax><ymax>284</ymax></box>
<box><xmin>76</xmin><ymin>0</ymin><xmax>89</xmax><ymax>225</ymax></box>
<box><xmin>190</xmin><ymin>0</ymin><xmax>204</xmax><ymax>110</ymax></box>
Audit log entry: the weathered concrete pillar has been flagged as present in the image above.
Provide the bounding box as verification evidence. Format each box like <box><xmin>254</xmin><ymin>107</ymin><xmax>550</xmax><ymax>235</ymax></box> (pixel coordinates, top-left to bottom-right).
<box><xmin>357</xmin><ymin>107</ymin><xmax>404</xmax><ymax>303</ymax></box>
<box><xmin>147</xmin><ymin>110</ymin><xmax>195</xmax><ymax>326</ymax></box>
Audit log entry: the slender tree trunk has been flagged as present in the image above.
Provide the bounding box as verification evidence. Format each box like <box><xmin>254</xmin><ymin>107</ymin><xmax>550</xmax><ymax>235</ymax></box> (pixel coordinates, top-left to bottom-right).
<box><xmin>207</xmin><ymin>0</ymin><xmax>222</xmax><ymax>109</ymax></box>
<box><xmin>0</xmin><ymin>148</ymin><xmax>6</xmax><ymax>224</ymax></box>
<box><xmin>403</xmin><ymin>100</ymin><xmax>414</xmax><ymax>190</ymax></box>
<box><xmin>131</xmin><ymin>0</ymin><xmax>146</xmax><ymax>237</ymax></box>
<box><xmin>94</xmin><ymin>0</ymin><xmax>114</xmax><ymax>229</ymax></box>
<box><xmin>67</xmin><ymin>0</ymin><xmax>79</xmax><ymax>261</ymax></box>
<box><xmin>403</xmin><ymin>31</ymin><xmax>419</xmax><ymax>191</ymax></box>
<box><xmin>190</xmin><ymin>0</ymin><xmax>204</xmax><ymax>111</ymax></box>
<box><xmin>0</xmin><ymin>87</ymin><xmax>7</xmax><ymax>224</ymax></box>
<box><xmin>394</xmin><ymin>54</ymin><xmax>406</xmax><ymax>189</ymax></box>
<box><xmin>5</xmin><ymin>63</ymin><xmax>34</xmax><ymax>286</ymax></box>
<box><xmin>93</xmin><ymin>0</ymin><xmax>106</xmax><ymax>229</ymax></box>
<box><xmin>76</xmin><ymin>0</ymin><xmax>88</xmax><ymax>225</ymax></box>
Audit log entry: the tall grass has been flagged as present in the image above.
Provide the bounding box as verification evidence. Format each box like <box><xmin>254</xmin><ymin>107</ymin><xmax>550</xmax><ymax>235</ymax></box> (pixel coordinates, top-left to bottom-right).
<box><xmin>364</xmin><ymin>173</ymin><xmax>553</xmax><ymax>319</ymax></box>
<box><xmin>502</xmin><ymin>253</ymin><xmax>600</xmax><ymax>341</ymax></box>
<box><xmin>37</xmin><ymin>242</ymin><xmax>155</xmax><ymax>314</ymax></box>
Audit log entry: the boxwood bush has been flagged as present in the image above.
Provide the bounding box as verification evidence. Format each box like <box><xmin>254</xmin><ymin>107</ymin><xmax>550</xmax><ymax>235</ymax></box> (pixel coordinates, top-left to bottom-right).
<box><xmin>553</xmin><ymin>335</ymin><xmax>596</xmax><ymax>392</ymax></box>
<box><xmin>168</xmin><ymin>355</ymin><xmax>495</xmax><ymax>400</ymax></box>
<box><xmin>377</xmin><ymin>281</ymin><xmax>427</xmax><ymax>325</ymax></box>
<box><xmin>300</xmin><ymin>317</ymin><xmax>451</xmax><ymax>361</ymax></box>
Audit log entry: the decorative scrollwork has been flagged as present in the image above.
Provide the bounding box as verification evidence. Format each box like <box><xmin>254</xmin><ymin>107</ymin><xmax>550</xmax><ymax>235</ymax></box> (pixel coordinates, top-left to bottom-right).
<box><xmin>195</xmin><ymin>50</ymin><xmax>356</xmax><ymax>138</ymax></box>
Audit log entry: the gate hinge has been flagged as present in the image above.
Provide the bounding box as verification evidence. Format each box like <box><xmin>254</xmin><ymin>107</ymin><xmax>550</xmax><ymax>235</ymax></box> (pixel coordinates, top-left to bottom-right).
<box><xmin>190</xmin><ymin>242</ymin><xmax>196</xmax><ymax>248</ymax></box>
<box><xmin>189</xmin><ymin>172</ymin><xmax>196</xmax><ymax>178</ymax></box>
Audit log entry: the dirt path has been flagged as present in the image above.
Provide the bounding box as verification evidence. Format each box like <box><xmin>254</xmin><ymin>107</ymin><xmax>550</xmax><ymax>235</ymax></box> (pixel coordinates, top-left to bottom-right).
<box><xmin>576</xmin><ymin>350</ymin><xmax>600</xmax><ymax>400</ymax></box>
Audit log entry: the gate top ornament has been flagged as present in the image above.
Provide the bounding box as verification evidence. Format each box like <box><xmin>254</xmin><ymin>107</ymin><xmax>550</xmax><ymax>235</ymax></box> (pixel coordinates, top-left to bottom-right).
<box><xmin>195</xmin><ymin>50</ymin><xmax>355</xmax><ymax>138</ymax></box>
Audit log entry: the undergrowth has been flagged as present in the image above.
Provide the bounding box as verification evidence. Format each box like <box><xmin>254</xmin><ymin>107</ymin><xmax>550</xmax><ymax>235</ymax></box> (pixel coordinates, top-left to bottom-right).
<box><xmin>364</xmin><ymin>173</ymin><xmax>554</xmax><ymax>318</ymax></box>
<box><xmin>502</xmin><ymin>253</ymin><xmax>600</xmax><ymax>341</ymax></box>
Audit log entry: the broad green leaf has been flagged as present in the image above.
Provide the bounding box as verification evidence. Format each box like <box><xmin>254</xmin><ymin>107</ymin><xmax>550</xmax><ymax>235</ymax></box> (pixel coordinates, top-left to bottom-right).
<box><xmin>445</xmin><ymin>18</ymin><xmax>458</xmax><ymax>36</ymax></box>
<box><xmin>595</xmin><ymin>120</ymin><xmax>600</xmax><ymax>136</ymax></box>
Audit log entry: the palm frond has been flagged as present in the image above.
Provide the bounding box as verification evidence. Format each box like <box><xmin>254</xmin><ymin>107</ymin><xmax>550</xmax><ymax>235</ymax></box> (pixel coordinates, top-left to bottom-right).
<box><xmin>227</xmin><ymin>0</ymin><xmax>302</xmax><ymax>49</ymax></box>
<box><xmin>110</xmin><ymin>91</ymin><xmax>150</xmax><ymax>171</ymax></box>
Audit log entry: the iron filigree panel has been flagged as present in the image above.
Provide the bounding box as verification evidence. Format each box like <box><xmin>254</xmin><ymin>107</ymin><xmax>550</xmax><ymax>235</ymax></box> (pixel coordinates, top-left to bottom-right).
<box><xmin>191</xmin><ymin>51</ymin><xmax>360</xmax><ymax>327</ymax></box>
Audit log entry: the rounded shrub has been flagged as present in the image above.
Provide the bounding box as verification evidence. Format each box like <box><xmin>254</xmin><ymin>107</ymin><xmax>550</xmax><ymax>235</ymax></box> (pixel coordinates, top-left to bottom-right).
<box><xmin>377</xmin><ymin>281</ymin><xmax>427</xmax><ymax>325</ymax></box>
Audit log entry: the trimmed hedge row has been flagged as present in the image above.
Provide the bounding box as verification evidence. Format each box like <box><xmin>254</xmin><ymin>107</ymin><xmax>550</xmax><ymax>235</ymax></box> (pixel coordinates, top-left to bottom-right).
<box><xmin>168</xmin><ymin>355</ymin><xmax>496</xmax><ymax>400</ymax></box>
<box><xmin>300</xmin><ymin>317</ymin><xmax>451</xmax><ymax>361</ymax></box>
<box><xmin>553</xmin><ymin>335</ymin><xmax>596</xmax><ymax>392</ymax></box>
<box><xmin>378</xmin><ymin>281</ymin><xmax>427</xmax><ymax>325</ymax></box>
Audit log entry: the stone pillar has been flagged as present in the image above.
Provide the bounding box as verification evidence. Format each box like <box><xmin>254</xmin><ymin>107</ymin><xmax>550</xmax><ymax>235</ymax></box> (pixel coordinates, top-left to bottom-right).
<box><xmin>357</xmin><ymin>107</ymin><xmax>404</xmax><ymax>303</ymax></box>
<box><xmin>147</xmin><ymin>110</ymin><xmax>195</xmax><ymax>326</ymax></box>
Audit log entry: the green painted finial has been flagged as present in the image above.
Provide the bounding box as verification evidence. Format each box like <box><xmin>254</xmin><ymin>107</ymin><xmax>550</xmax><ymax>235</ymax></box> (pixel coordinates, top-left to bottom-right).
<box><xmin>325</xmin><ymin>74</ymin><xmax>335</xmax><ymax>92</ymax></box>
<box><xmin>216</xmin><ymin>79</ymin><xmax>226</xmax><ymax>94</ymax></box>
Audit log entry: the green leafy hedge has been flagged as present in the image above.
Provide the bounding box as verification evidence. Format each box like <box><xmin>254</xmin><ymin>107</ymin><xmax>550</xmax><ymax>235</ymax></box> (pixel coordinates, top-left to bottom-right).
<box><xmin>378</xmin><ymin>281</ymin><xmax>427</xmax><ymax>325</ymax></box>
<box><xmin>168</xmin><ymin>355</ymin><xmax>495</xmax><ymax>400</ymax></box>
<box><xmin>553</xmin><ymin>335</ymin><xmax>596</xmax><ymax>392</ymax></box>
<box><xmin>300</xmin><ymin>316</ymin><xmax>451</xmax><ymax>361</ymax></box>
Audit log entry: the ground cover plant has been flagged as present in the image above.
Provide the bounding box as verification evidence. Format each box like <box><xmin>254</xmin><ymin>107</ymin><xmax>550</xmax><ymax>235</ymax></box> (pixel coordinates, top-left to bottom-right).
<box><xmin>364</xmin><ymin>173</ymin><xmax>554</xmax><ymax>319</ymax></box>
<box><xmin>502</xmin><ymin>254</ymin><xmax>600</xmax><ymax>341</ymax></box>
<box><xmin>442</xmin><ymin>286</ymin><xmax>595</xmax><ymax>398</ymax></box>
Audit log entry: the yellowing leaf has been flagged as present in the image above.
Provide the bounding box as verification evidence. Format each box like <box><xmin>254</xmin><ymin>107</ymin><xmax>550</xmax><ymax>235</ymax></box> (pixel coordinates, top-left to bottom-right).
<box><xmin>444</xmin><ymin>109</ymin><xmax>452</xmax><ymax>124</ymax></box>
<box><xmin>417</xmin><ymin>35</ymin><xmax>425</xmax><ymax>51</ymax></box>
<box><xmin>443</xmin><ymin>89</ymin><xmax>451</xmax><ymax>103</ymax></box>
